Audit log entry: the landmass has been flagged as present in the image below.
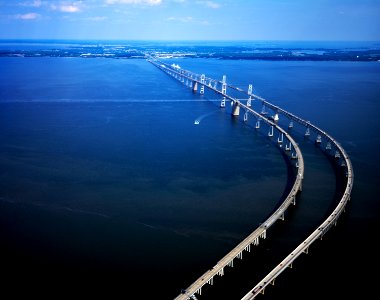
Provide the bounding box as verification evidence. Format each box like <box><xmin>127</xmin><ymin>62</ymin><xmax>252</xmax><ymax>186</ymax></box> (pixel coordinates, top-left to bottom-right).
<box><xmin>0</xmin><ymin>40</ymin><xmax>379</xmax><ymax>61</ymax></box>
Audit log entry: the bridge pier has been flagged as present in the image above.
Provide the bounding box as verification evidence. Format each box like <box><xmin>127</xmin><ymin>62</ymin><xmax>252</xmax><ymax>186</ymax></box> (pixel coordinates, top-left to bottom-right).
<box><xmin>220</xmin><ymin>75</ymin><xmax>227</xmax><ymax>107</ymax></box>
<box><xmin>278</xmin><ymin>132</ymin><xmax>284</xmax><ymax>144</ymax></box>
<box><xmin>247</xmin><ymin>84</ymin><xmax>253</xmax><ymax>107</ymax></box>
<box><xmin>268</xmin><ymin>125</ymin><xmax>274</xmax><ymax>137</ymax></box>
<box><xmin>207</xmin><ymin>277</ymin><xmax>214</xmax><ymax>286</ymax></box>
<box><xmin>193</xmin><ymin>81</ymin><xmax>198</xmax><ymax>93</ymax></box>
<box><xmin>305</xmin><ymin>127</ymin><xmax>310</xmax><ymax>136</ymax></box>
<box><xmin>273</xmin><ymin>113</ymin><xmax>279</xmax><ymax>122</ymax></box>
<box><xmin>261</xmin><ymin>104</ymin><xmax>267</xmax><ymax>115</ymax></box>
<box><xmin>255</xmin><ymin>119</ymin><xmax>260</xmax><ymax>129</ymax></box>
<box><xmin>200</xmin><ymin>74</ymin><xmax>205</xmax><ymax>95</ymax></box>
<box><xmin>244</xmin><ymin>111</ymin><xmax>248</xmax><ymax>122</ymax></box>
<box><xmin>232</xmin><ymin>101</ymin><xmax>240</xmax><ymax>116</ymax></box>
<box><xmin>220</xmin><ymin>97</ymin><xmax>226</xmax><ymax>108</ymax></box>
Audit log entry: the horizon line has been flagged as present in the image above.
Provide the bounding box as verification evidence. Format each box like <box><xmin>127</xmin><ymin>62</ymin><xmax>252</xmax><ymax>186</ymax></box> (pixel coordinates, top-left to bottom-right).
<box><xmin>0</xmin><ymin>38</ymin><xmax>379</xmax><ymax>43</ymax></box>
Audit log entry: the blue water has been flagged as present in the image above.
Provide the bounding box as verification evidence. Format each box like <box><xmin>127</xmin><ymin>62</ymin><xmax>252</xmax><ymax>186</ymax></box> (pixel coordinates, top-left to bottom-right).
<box><xmin>0</xmin><ymin>45</ymin><xmax>379</xmax><ymax>299</ymax></box>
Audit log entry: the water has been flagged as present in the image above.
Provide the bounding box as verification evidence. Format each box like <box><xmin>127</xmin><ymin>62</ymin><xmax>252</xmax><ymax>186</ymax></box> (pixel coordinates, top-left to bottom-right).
<box><xmin>0</xmin><ymin>44</ymin><xmax>379</xmax><ymax>299</ymax></box>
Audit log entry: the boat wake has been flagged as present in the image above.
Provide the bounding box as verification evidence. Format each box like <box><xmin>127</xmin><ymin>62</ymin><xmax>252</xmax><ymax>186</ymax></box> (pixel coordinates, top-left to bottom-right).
<box><xmin>194</xmin><ymin>109</ymin><xmax>219</xmax><ymax>125</ymax></box>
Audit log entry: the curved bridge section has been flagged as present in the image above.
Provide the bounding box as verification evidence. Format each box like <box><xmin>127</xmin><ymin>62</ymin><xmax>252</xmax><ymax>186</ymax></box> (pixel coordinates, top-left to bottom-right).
<box><xmin>238</xmin><ymin>91</ymin><xmax>354</xmax><ymax>299</ymax></box>
<box><xmin>147</xmin><ymin>57</ymin><xmax>353</xmax><ymax>300</ymax></box>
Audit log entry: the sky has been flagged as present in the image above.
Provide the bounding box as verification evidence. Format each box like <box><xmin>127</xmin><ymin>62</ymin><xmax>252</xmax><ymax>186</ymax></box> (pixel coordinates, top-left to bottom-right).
<box><xmin>0</xmin><ymin>0</ymin><xmax>379</xmax><ymax>41</ymax></box>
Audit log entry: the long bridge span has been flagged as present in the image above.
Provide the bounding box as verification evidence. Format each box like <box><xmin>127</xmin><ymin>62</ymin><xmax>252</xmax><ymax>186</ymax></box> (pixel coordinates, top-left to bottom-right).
<box><xmin>147</xmin><ymin>57</ymin><xmax>353</xmax><ymax>300</ymax></box>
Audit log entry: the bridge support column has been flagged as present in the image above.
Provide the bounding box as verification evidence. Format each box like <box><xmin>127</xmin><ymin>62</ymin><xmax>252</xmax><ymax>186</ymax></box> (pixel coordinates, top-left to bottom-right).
<box><xmin>255</xmin><ymin>119</ymin><xmax>260</xmax><ymax>129</ymax></box>
<box><xmin>268</xmin><ymin>125</ymin><xmax>274</xmax><ymax>137</ymax></box>
<box><xmin>217</xmin><ymin>268</ymin><xmax>224</xmax><ymax>276</ymax></box>
<box><xmin>200</xmin><ymin>85</ymin><xmax>205</xmax><ymax>94</ymax></box>
<box><xmin>222</xmin><ymin>75</ymin><xmax>227</xmax><ymax>92</ymax></box>
<box><xmin>278</xmin><ymin>132</ymin><xmax>284</xmax><ymax>144</ymax></box>
<box><xmin>247</xmin><ymin>84</ymin><xmax>253</xmax><ymax>107</ymax></box>
<box><xmin>305</xmin><ymin>127</ymin><xmax>310</xmax><ymax>136</ymax></box>
<box><xmin>261</xmin><ymin>104</ymin><xmax>267</xmax><ymax>115</ymax></box>
<box><xmin>232</xmin><ymin>101</ymin><xmax>240</xmax><ymax>116</ymax></box>
<box><xmin>273</xmin><ymin>113</ymin><xmax>279</xmax><ymax>122</ymax></box>
<box><xmin>193</xmin><ymin>81</ymin><xmax>198</xmax><ymax>93</ymax></box>
<box><xmin>200</xmin><ymin>74</ymin><xmax>205</xmax><ymax>95</ymax></box>
<box><xmin>207</xmin><ymin>277</ymin><xmax>214</xmax><ymax>286</ymax></box>
<box><xmin>220</xmin><ymin>75</ymin><xmax>227</xmax><ymax>107</ymax></box>
<box><xmin>220</xmin><ymin>97</ymin><xmax>226</xmax><ymax>108</ymax></box>
<box><xmin>244</xmin><ymin>111</ymin><xmax>248</xmax><ymax>122</ymax></box>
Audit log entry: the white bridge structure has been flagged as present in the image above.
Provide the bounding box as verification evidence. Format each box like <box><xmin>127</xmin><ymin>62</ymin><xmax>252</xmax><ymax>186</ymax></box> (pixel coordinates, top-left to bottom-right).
<box><xmin>147</xmin><ymin>57</ymin><xmax>354</xmax><ymax>300</ymax></box>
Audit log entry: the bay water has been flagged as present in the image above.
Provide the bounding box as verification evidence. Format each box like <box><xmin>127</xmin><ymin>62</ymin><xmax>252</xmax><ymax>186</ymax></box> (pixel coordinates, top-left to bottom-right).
<box><xmin>0</xmin><ymin>50</ymin><xmax>379</xmax><ymax>299</ymax></box>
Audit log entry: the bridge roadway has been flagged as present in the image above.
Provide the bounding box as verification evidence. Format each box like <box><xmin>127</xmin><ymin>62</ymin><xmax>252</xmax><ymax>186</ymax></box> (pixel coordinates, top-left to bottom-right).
<box><xmin>147</xmin><ymin>57</ymin><xmax>353</xmax><ymax>300</ymax></box>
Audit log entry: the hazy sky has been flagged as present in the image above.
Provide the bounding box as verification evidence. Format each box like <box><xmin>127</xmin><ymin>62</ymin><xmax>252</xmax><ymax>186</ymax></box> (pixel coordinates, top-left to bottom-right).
<box><xmin>0</xmin><ymin>0</ymin><xmax>379</xmax><ymax>40</ymax></box>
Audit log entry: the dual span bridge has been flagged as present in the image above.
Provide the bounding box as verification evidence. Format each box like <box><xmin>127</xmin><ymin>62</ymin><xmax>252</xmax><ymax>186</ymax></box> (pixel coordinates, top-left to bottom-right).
<box><xmin>147</xmin><ymin>57</ymin><xmax>354</xmax><ymax>300</ymax></box>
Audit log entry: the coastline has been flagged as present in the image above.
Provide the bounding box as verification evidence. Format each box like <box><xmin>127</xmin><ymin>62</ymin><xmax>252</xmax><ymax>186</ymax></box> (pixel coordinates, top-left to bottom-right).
<box><xmin>0</xmin><ymin>40</ymin><xmax>379</xmax><ymax>61</ymax></box>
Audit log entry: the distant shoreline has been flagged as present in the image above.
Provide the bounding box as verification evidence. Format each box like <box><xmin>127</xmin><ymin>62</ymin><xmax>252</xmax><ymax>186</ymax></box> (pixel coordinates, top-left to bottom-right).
<box><xmin>1</xmin><ymin>40</ymin><xmax>379</xmax><ymax>61</ymax></box>
<box><xmin>1</xmin><ymin>52</ymin><xmax>378</xmax><ymax>62</ymax></box>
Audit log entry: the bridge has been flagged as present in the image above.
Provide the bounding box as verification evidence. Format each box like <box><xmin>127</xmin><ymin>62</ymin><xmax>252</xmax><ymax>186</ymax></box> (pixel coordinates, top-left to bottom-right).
<box><xmin>147</xmin><ymin>57</ymin><xmax>354</xmax><ymax>300</ymax></box>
